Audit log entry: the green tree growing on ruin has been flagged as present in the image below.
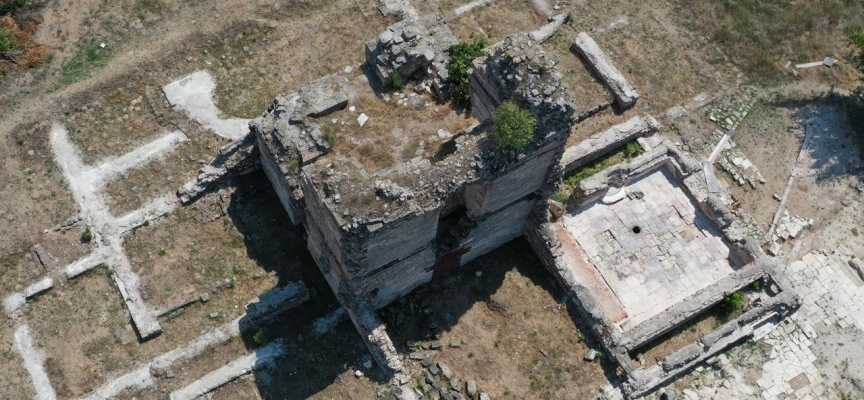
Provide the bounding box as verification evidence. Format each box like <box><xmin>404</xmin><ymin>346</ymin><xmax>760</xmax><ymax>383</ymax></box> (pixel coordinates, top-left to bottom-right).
<box><xmin>447</xmin><ymin>39</ymin><xmax>487</xmax><ymax>108</ymax></box>
<box><xmin>390</xmin><ymin>70</ymin><xmax>406</xmax><ymax>91</ymax></box>
<box><xmin>491</xmin><ymin>100</ymin><xmax>536</xmax><ymax>150</ymax></box>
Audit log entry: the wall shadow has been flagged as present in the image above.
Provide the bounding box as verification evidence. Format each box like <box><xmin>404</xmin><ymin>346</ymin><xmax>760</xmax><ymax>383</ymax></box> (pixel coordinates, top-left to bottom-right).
<box><xmin>380</xmin><ymin>238</ymin><xmax>623</xmax><ymax>396</ymax></box>
<box><xmin>224</xmin><ymin>171</ymin><xmax>391</xmax><ymax>399</ymax></box>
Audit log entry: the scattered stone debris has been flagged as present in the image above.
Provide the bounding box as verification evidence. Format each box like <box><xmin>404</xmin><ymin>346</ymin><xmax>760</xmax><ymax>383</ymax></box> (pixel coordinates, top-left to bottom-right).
<box><xmin>773</xmin><ymin>211</ymin><xmax>813</xmax><ymax>242</ymax></box>
<box><xmin>706</xmin><ymin>87</ymin><xmax>758</xmax><ymax>131</ymax></box>
<box><xmin>357</xmin><ymin>113</ymin><xmax>369</xmax><ymax>127</ymax></box>
<box><xmin>375</xmin><ymin>180</ymin><xmax>414</xmax><ymax>202</ymax></box>
<box><xmin>707</xmin><ymin>127</ymin><xmax>766</xmax><ymax>189</ymax></box>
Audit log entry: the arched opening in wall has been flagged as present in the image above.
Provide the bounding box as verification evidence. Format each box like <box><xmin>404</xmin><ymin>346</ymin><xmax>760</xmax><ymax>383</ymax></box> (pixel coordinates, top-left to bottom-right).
<box><xmin>437</xmin><ymin>204</ymin><xmax>469</xmax><ymax>251</ymax></box>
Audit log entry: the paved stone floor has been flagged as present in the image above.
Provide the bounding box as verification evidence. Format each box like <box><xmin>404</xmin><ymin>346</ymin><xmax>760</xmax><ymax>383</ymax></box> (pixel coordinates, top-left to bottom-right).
<box><xmin>564</xmin><ymin>168</ymin><xmax>738</xmax><ymax>329</ymax></box>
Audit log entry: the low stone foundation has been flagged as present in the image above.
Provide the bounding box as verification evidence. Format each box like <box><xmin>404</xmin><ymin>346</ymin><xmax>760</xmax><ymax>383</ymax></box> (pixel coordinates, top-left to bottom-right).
<box><xmin>528</xmin><ymin>146</ymin><xmax>800</xmax><ymax>398</ymax></box>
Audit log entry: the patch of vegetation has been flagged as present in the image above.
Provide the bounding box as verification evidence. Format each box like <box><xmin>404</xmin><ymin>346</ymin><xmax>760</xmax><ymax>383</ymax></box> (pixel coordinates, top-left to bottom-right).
<box><xmin>358</xmin><ymin>142</ymin><xmax>394</xmax><ymax>170</ymax></box>
<box><xmin>564</xmin><ymin>141</ymin><xmax>644</xmax><ymax>188</ymax></box>
<box><xmin>401</xmin><ymin>142</ymin><xmax>418</xmax><ymax>159</ymax></box>
<box><xmin>59</xmin><ymin>40</ymin><xmax>113</xmax><ymax>85</ymax></box>
<box><xmin>80</xmin><ymin>227</ymin><xmax>93</xmax><ymax>243</ymax></box>
<box><xmin>0</xmin><ymin>26</ymin><xmax>12</xmax><ymax>52</ymax></box>
<box><xmin>322</xmin><ymin>124</ymin><xmax>336</xmax><ymax>147</ymax></box>
<box><xmin>684</xmin><ymin>0</ymin><xmax>864</xmax><ymax>81</ymax></box>
<box><xmin>491</xmin><ymin>100</ymin><xmax>536</xmax><ymax>150</ymax></box>
<box><xmin>550</xmin><ymin>190</ymin><xmax>569</xmax><ymax>203</ymax></box>
<box><xmin>447</xmin><ymin>39</ymin><xmax>487</xmax><ymax>108</ymax></box>
<box><xmin>390</xmin><ymin>70</ymin><xmax>405</xmax><ymax>91</ymax></box>
<box><xmin>848</xmin><ymin>29</ymin><xmax>864</xmax><ymax>73</ymax></box>
<box><xmin>723</xmin><ymin>291</ymin><xmax>745</xmax><ymax>314</ymax></box>
<box><xmin>751</xmin><ymin>280</ymin><xmax>762</xmax><ymax>291</ymax></box>
<box><xmin>0</xmin><ymin>0</ymin><xmax>29</xmax><ymax>16</ymax></box>
<box><xmin>0</xmin><ymin>14</ymin><xmax>48</xmax><ymax>83</ymax></box>
<box><xmin>252</xmin><ymin>327</ymin><xmax>269</xmax><ymax>346</ymax></box>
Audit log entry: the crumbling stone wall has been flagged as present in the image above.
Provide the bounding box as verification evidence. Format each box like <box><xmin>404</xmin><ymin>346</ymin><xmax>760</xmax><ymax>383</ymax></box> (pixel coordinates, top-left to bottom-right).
<box><xmin>177</xmin><ymin>134</ymin><xmax>261</xmax><ymax>204</ymax></box>
<box><xmin>251</xmin><ymin>74</ymin><xmax>351</xmax><ymax>224</ymax></box>
<box><xmin>365</xmin><ymin>14</ymin><xmax>457</xmax><ymax>96</ymax></box>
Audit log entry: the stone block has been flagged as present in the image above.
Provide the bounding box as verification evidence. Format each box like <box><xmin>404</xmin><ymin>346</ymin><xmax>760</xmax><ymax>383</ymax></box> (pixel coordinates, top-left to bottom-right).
<box><xmin>571</xmin><ymin>32</ymin><xmax>639</xmax><ymax>109</ymax></box>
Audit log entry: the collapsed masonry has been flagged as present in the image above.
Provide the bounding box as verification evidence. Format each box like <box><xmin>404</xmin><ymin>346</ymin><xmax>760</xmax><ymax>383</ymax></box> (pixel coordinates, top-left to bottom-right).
<box><xmin>181</xmin><ymin>17</ymin><xmax>799</xmax><ymax>397</ymax></box>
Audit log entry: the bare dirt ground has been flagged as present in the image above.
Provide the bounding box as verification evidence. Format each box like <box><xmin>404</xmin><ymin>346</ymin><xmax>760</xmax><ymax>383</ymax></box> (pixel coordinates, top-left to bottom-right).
<box><xmin>384</xmin><ymin>239</ymin><xmax>616</xmax><ymax>399</ymax></box>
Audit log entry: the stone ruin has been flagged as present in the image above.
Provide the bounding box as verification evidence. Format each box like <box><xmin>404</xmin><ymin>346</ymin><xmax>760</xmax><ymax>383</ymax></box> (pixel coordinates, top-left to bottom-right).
<box><xmin>179</xmin><ymin>16</ymin><xmax>801</xmax><ymax>399</ymax></box>
<box><xmin>365</xmin><ymin>14</ymin><xmax>457</xmax><ymax>96</ymax></box>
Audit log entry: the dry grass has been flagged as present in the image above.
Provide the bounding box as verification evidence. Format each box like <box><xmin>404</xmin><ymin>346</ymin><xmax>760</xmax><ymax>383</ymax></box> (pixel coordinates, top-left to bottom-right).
<box><xmin>542</xmin><ymin>30</ymin><xmax>611</xmax><ymax>117</ymax></box>
<box><xmin>0</xmin><ymin>121</ymin><xmax>82</xmax><ymax>292</ymax></box>
<box><xmin>100</xmin><ymin>123</ymin><xmax>227</xmax><ymax>216</ymax></box>
<box><xmin>62</xmin><ymin>76</ymin><xmax>177</xmax><ymax>165</ymax></box>
<box><xmin>124</xmin><ymin>173</ymin><xmax>334</xmax><ymax>314</ymax></box>
<box><xmin>724</xmin><ymin>102</ymin><xmax>804</xmax><ymax>229</ymax></box>
<box><xmin>318</xmin><ymin>83</ymin><xmax>476</xmax><ymax>172</ymax></box>
<box><xmin>27</xmin><ymin>267</ymin><xmax>132</xmax><ymax>398</ymax></box>
<box><xmin>681</xmin><ymin>0</ymin><xmax>864</xmax><ymax>82</ymax></box>
<box><xmin>385</xmin><ymin>239</ymin><xmax>613</xmax><ymax>399</ymax></box>
<box><xmin>445</xmin><ymin>0</ymin><xmax>547</xmax><ymax>43</ymax></box>
<box><xmin>210</xmin><ymin>2</ymin><xmax>394</xmax><ymax>119</ymax></box>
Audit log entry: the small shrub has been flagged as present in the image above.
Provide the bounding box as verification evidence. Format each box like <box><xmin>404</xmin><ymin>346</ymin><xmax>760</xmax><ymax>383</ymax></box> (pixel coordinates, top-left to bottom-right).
<box><xmin>564</xmin><ymin>141</ymin><xmax>644</xmax><ymax>188</ymax></box>
<box><xmin>390</xmin><ymin>71</ymin><xmax>405</xmax><ymax>91</ymax></box>
<box><xmin>447</xmin><ymin>40</ymin><xmax>487</xmax><ymax>108</ymax></box>
<box><xmin>565</xmin><ymin>13</ymin><xmax>575</xmax><ymax>26</ymax></box>
<box><xmin>252</xmin><ymin>327</ymin><xmax>269</xmax><ymax>346</ymax></box>
<box><xmin>723</xmin><ymin>291</ymin><xmax>745</xmax><ymax>313</ymax></box>
<box><xmin>491</xmin><ymin>100</ymin><xmax>536</xmax><ymax>150</ymax></box>
<box><xmin>0</xmin><ymin>27</ymin><xmax>13</xmax><ymax>53</ymax></box>
<box><xmin>550</xmin><ymin>190</ymin><xmax>569</xmax><ymax>203</ymax></box>
<box><xmin>157</xmin><ymin>248</ymin><xmax>166</xmax><ymax>256</ymax></box>
<box><xmin>80</xmin><ymin>227</ymin><xmax>93</xmax><ymax>243</ymax></box>
<box><xmin>623</xmin><ymin>142</ymin><xmax>645</xmax><ymax>158</ymax></box>
<box><xmin>751</xmin><ymin>280</ymin><xmax>762</xmax><ymax>291</ymax></box>
<box><xmin>322</xmin><ymin>124</ymin><xmax>336</xmax><ymax>147</ymax></box>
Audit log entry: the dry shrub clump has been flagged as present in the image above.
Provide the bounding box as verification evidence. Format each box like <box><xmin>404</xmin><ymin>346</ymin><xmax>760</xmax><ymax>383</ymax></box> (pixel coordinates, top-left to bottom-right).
<box><xmin>0</xmin><ymin>14</ymin><xmax>48</xmax><ymax>82</ymax></box>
